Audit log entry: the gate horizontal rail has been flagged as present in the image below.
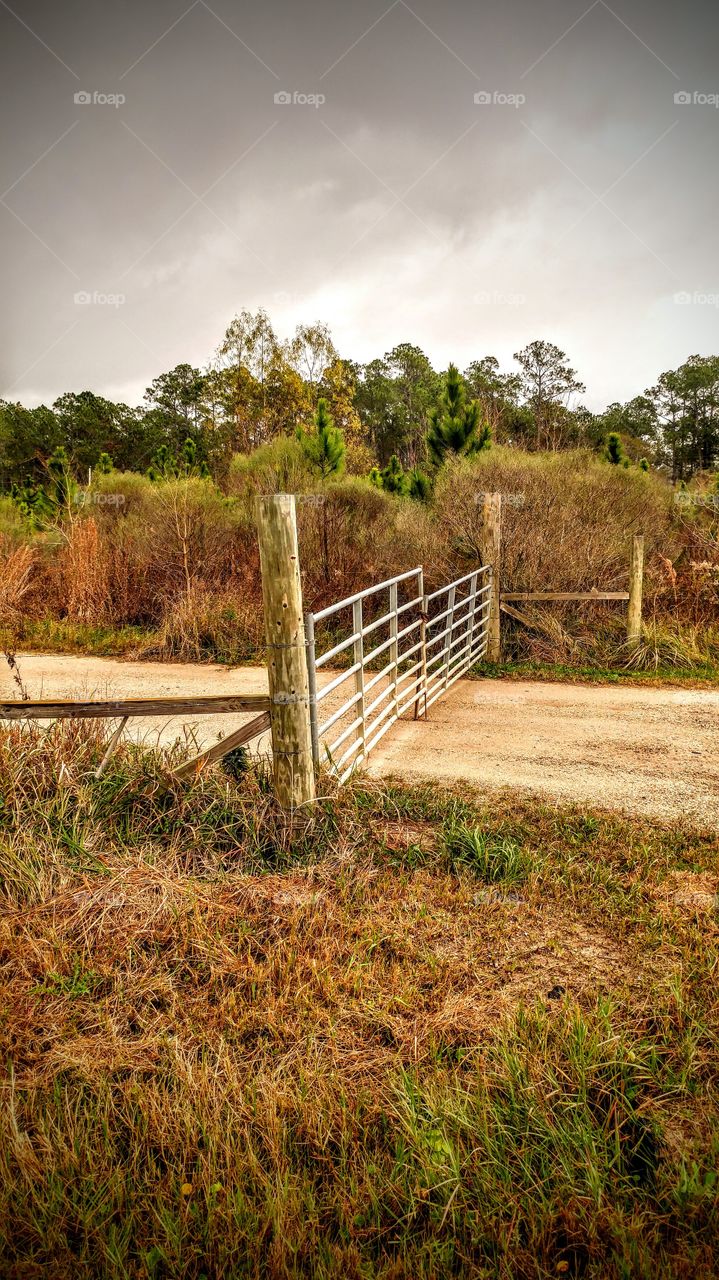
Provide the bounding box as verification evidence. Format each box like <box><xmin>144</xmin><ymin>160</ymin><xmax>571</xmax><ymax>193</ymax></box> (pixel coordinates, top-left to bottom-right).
<box><xmin>306</xmin><ymin>563</ymin><xmax>491</xmax><ymax>783</ymax></box>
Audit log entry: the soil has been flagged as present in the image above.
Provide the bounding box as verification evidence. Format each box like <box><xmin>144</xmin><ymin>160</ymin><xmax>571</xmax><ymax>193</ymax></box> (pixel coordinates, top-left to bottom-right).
<box><xmin>3</xmin><ymin>653</ymin><xmax>718</xmax><ymax>825</ymax></box>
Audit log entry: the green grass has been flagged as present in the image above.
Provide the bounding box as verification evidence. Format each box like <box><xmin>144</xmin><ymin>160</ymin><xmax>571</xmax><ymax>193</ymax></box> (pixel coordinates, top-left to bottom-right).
<box><xmin>476</xmin><ymin>659</ymin><xmax>719</xmax><ymax>687</ymax></box>
<box><xmin>0</xmin><ymin>618</ymin><xmax>156</xmax><ymax>658</ymax></box>
<box><xmin>1</xmin><ymin>724</ymin><xmax>718</xmax><ymax>1277</ymax></box>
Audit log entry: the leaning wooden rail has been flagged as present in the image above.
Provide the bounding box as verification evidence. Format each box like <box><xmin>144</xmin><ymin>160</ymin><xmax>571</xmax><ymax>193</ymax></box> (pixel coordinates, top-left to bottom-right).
<box><xmin>0</xmin><ymin>694</ymin><xmax>269</xmax><ymax>720</ymax></box>
<box><xmin>0</xmin><ymin>694</ymin><xmax>272</xmax><ymax>780</ymax></box>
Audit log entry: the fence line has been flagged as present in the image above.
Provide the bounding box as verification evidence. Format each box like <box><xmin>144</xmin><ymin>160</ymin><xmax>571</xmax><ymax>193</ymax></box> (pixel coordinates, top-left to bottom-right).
<box><xmin>306</xmin><ymin>563</ymin><xmax>491</xmax><ymax>783</ymax></box>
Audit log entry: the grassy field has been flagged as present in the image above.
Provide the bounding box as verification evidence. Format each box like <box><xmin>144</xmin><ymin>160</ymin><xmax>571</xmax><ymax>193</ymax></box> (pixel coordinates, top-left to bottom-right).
<box><xmin>1</xmin><ymin>724</ymin><xmax>718</xmax><ymax>1278</ymax></box>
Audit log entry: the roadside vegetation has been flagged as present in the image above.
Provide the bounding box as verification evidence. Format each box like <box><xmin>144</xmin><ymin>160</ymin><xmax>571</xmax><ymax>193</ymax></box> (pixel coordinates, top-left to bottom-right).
<box><xmin>1</xmin><ymin>446</ymin><xmax>717</xmax><ymax>676</ymax></box>
<box><xmin>1</xmin><ymin>311</ymin><xmax>717</xmax><ymax>678</ymax></box>
<box><xmin>0</xmin><ymin>723</ymin><xmax>717</xmax><ymax>1277</ymax></box>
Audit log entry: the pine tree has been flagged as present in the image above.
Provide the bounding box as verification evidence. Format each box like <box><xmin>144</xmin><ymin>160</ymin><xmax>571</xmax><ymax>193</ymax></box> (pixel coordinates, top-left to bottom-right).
<box><xmin>297</xmin><ymin>398</ymin><xmax>345</xmax><ymax>479</ymax></box>
<box><xmin>408</xmin><ymin>467</ymin><xmax>430</xmax><ymax>501</ymax></box>
<box><xmin>380</xmin><ymin>454</ymin><xmax>408</xmax><ymax>495</ymax></box>
<box><xmin>97</xmin><ymin>452</ymin><xmax>113</xmax><ymax>474</ymax></box>
<box><xmin>605</xmin><ymin>432</ymin><xmax>624</xmax><ymax>465</ymax></box>
<box><xmin>296</xmin><ymin>399</ymin><xmax>346</xmax><ymax>583</ymax></box>
<box><xmin>426</xmin><ymin>364</ymin><xmax>490</xmax><ymax>466</ymax></box>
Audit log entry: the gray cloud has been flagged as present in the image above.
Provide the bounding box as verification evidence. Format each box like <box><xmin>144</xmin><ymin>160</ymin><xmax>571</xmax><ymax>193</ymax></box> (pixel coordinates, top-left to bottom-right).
<box><xmin>1</xmin><ymin>0</ymin><xmax>718</xmax><ymax>410</ymax></box>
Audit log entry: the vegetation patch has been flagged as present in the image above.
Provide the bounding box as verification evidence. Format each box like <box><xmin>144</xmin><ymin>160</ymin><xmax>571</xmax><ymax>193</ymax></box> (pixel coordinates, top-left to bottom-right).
<box><xmin>0</xmin><ymin>724</ymin><xmax>717</xmax><ymax>1277</ymax></box>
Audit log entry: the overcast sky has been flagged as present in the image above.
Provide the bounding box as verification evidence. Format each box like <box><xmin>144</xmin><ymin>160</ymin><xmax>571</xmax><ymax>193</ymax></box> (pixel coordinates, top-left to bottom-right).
<box><xmin>1</xmin><ymin>0</ymin><xmax>717</xmax><ymax>411</ymax></box>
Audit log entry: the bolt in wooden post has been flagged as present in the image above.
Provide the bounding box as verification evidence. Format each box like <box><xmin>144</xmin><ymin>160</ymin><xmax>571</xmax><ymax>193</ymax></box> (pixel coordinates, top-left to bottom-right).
<box><xmin>627</xmin><ymin>534</ymin><xmax>644</xmax><ymax>648</ymax></box>
<box><xmin>479</xmin><ymin>492</ymin><xmax>502</xmax><ymax>662</ymax></box>
<box><xmin>256</xmin><ymin>494</ymin><xmax>315</xmax><ymax>809</ymax></box>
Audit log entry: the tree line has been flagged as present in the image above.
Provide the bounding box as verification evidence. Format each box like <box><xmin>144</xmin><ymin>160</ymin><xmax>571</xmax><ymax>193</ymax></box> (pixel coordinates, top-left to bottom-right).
<box><xmin>1</xmin><ymin>309</ymin><xmax>717</xmax><ymax>495</ymax></box>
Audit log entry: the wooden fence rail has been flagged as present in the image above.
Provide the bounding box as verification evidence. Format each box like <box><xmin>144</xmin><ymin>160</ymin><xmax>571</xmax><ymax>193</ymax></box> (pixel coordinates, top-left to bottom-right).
<box><xmin>0</xmin><ymin>694</ymin><xmax>270</xmax><ymax>721</ymax></box>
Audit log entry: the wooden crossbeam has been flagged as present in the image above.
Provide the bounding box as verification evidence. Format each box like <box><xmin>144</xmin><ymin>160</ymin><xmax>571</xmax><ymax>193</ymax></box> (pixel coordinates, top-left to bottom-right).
<box><xmin>500</xmin><ymin>591</ymin><xmax>629</xmax><ymax>602</ymax></box>
<box><xmin>0</xmin><ymin>694</ymin><xmax>270</xmax><ymax>721</ymax></box>
<box><xmin>171</xmin><ymin>710</ymin><xmax>271</xmax><ymax>780</ymax></box>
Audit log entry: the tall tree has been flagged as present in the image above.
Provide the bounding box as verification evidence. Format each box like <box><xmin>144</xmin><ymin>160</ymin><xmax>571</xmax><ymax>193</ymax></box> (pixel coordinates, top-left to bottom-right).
<box><xmin>427</xmin><ymin>364</ymin><xmax>490</xmax><ymax>466</ymax></box>
<box><xmin>513</xmin><ymin>340</ymin><xmax>586</xmax><ymax>450</ymax></box>
<box><xmin>288</xmin><ymin>322</ymin><xmax>337</xmax><ymax>402</ymax></box>
<box><xmin>463</xmin><ymin>356</ymin><xmax>522</xmax><ymax>442</ymax></box>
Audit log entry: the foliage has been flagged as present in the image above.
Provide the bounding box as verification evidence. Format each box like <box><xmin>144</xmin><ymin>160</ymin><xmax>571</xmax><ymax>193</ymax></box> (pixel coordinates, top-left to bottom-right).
<box><xmin>1</xmin><ymin>730</ymin><xmax>718</xmax><ymax>1278</ymax></box>
<box><xmin>297</xmin><ymin>398</ymin><xmax>346</xmax><ymax>479</ymax></box>
<box><xmin>427</xmin><ymin>364</ymin><xmax>491</xmax><ymax>466</ymax></box>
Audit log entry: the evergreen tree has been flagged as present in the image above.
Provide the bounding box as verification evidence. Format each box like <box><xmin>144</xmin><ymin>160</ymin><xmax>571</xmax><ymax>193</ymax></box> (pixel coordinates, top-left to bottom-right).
<box><xmin>605</xmin><ymin>432</ymin><xmax>624</xmax><ymax>465</ymax></box>
<box><xmin>97</xmin><ymin>452</ymin><xmax>113</xmax><ymax>474</ymax></box>
<box><xmin>426</xmin><ymin>364</ymin><xmax>490</xmax><ymax>466</ymax></box>
<box><xmin>380</xmin><ymin>454</ymin><xmax>408</xmax><ymax>495</ymax></box>
<box><xmin>408</xmin><ymin>467</ymin><xmax>430</xmax><ymax>501</ymax></box>
<box><xmin>47</xmin><ymin>446</ymin><xmax>72</xmax><ymax>508</ymax></box>
<box><xmin>297</xmin><ymin>398</ymin><xmax>345</xmax><ymax>479</ymax></box>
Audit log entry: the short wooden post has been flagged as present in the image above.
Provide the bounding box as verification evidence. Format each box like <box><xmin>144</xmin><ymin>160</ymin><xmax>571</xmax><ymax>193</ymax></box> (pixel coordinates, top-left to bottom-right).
<box><xmin>256</xmin><ymin>494</ymin><xmax>315</xmax><ymax>809</ymax></box>
<box><xmin>627</xmin><ymin>534</ymin><xmax>644</xmax><ymax>648</ymax></box>
<box><xmin>479</xmin><ymin>492</ymin><xmax>502</xmax><ymax>662</ymax></box>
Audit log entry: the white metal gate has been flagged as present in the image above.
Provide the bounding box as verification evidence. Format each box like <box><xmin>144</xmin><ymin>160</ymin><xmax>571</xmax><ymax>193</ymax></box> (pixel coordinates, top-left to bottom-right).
<box><xmin>305</xmin><ymin>563</ymin><xmax>491</xmax><ymax>781</ymax></box>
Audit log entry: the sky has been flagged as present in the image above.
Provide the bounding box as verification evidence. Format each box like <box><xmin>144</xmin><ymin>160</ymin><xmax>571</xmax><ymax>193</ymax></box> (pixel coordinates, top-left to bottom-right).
<box><xmin>1</xmin><ymin>0</ymin><xmax>717</xmax><ymax>412</ymax></box>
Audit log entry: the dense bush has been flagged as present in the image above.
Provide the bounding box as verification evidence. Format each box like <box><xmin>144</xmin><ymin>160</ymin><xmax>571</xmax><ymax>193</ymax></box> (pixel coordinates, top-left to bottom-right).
<box><xmin>1</xmin><ymin>451</ymin><xmax>717</xmax><ymax>668</ymax></box>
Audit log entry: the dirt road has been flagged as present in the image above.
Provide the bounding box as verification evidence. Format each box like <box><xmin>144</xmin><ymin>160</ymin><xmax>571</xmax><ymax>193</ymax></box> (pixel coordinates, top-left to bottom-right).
<box><xmin>2</xmin><ymin>654</ymin><xmax>718</xmax><ymax>824</ymax></box>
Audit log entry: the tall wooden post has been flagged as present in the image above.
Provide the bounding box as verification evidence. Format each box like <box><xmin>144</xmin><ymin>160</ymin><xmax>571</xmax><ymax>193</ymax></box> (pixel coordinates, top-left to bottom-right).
<box><xmin>627</xmin><ymin>534</ymin><xmax>644</xmax><ymax>648</ymax></box>
<box><xmin>479</xmin><ymin>492</ymin><xmax>502</xmax><ymax>662</ymax></box>
<box><xmin>256</xmin><ymin>494</ymin><xmax>315</xmax><ymax>809</ymax></box>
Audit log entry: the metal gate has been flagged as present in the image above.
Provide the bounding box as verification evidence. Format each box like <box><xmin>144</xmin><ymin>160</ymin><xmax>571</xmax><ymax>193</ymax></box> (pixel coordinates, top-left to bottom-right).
<box><xmin>305</xmin><ymin>563</ymin><xmax>491</xmax><ymax>781</ymax></box>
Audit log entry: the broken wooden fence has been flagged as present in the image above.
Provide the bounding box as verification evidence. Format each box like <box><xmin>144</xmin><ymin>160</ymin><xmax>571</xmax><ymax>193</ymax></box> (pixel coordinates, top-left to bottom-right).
<box><xmin>0</xmin><ymin>694</ymin><xmax>271</xmax><ymax>780</ymax></box>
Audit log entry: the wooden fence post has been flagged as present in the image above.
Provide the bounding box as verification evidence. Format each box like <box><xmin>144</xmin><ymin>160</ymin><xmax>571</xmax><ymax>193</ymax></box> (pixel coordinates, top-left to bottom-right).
<box><xmin>480</xmin><ymin>492</ymin><xmax>502</xmax><ymax>662</ymax></box>
<box><xmin>256</xmin><ymin>494</ymin><xmax>315</xmax><ymax>809</ymax></box>
<box><xmin>627</xmin><ymin>534</ymin><xmax>644</xmax><ymax>648</ymax></box>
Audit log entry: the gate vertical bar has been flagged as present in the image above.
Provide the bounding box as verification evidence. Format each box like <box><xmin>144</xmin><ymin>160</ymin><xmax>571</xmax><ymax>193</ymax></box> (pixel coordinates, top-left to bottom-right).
<box><xmin>414</xmin><ymin>569</ymin><xmax>427</xmax><ymax>721</ymax></box>
<box><xmin>304</xmin><ymin>610</ymin><xmax>320</xmax><ymax>772</ymax></box>
<box><xmin>353</xmin><ymin>597</ymin><xmax>366</xmax><ymax>763</ymax></box>
<box><xmin>466</xmin><ymin>571</ymin><xmax>478</xmax><ymax>664</ymax></box>
<box><xmin>389</xmin><ymin>581</ymin><xmax>399</xmax><ymax>720</ymax></box>
<box><xmin>443</xmin><ymin>585</ymin><xmax>456</xmax><ymax>691</ymax></box>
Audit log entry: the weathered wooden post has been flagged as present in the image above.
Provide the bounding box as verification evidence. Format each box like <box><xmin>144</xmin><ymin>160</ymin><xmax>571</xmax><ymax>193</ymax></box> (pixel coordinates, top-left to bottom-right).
<box><xmin>627</xmin><ymin>534</ymin><xmax>644</xmax><ymax>648</ymax></box>
<box><xmin>256</xmin><ymin>494</ymin><xmax>315</xmax><ymax>809</ymax></box>
<box><xmin>479</xmin><ymin>492</ymin><xmax>502</xmax><ymax>662</ymax></box>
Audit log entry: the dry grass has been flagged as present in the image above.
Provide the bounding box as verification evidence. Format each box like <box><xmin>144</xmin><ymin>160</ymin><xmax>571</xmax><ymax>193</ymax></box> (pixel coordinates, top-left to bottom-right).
<box><xmin>5</xmin><ymin>452</ymin><xmax>719</xmax><ymax>672</ymax></box>
<box><xmin>1</xmin><ymin>725</ymin><xmax>718</xmax><ymax>1277</ymax></box>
